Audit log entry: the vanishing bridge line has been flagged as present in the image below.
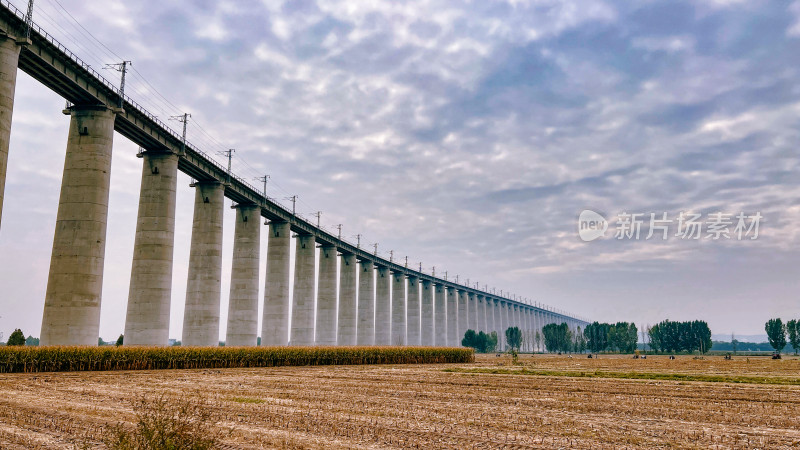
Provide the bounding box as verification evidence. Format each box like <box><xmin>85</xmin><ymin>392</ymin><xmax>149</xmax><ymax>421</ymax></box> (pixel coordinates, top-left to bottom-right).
<box><xmin>0</xmin><ymin>1</ymin><xmax>588</xmax><ymax>348</ymax></box>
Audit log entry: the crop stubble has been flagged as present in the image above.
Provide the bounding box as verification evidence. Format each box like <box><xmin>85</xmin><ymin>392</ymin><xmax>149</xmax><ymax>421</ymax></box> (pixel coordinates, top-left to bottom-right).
<box><xmin>0</xmin><ymin>354</ymin><xmax>798</xmax><ymax>449</ymax></box>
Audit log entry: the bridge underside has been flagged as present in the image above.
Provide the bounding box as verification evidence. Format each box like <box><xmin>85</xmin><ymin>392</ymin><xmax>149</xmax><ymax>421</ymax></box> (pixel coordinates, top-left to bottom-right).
<box><xmin>0</xmin><ymin>3</ymin><xmax>588</xmax><ymax>347</ymax></box>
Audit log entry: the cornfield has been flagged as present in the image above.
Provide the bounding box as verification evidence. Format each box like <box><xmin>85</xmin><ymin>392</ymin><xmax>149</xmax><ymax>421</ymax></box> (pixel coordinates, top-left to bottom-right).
<box><xmin>0</xmin><ymin>346</ymin><xmax>473</xmax><ymax>373</ymax></box>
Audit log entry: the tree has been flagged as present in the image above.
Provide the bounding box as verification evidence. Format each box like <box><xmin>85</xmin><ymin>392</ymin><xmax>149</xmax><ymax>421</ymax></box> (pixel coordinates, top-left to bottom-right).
<box><xmin>691</xmin><ymin>320</ymin><xmax>712</xmax><ymax>354</ymax></box>
<box><xmin>7</xmin><ymin>329</ymin><xmax>25</xmax><ymax>346</ymax></box>
<box><xmin>576</xmin><ymin>326</ymin><xmax>586</xmax><ymax>353</ymax></box>
<box><xmin>534</xmin><ymin>331</ymin><xmax>541</xmax><ymax>352</ymax></box>
<box><xmin>542</xmin><ymin>323</ymin><xmax>572</xmax><ymax>353</ymax></box>
<box><xmin>462</xmin><ymin>330</ymin><xmax>497</xmax><ymax>353</ymax></box>
<box><xmin>461</xmin><ymin>329</ymin><xmax>478</xmax><ymax>349</ymax></box>
<box><xmin>25</xmin><ymin>336</ymin><xmax>39</xmax><ymax>346</ymax></box>
<box><xmin>765</xmin><ymin>318</ymin><xmax>787</xmax><ymax>353</ymax></box>
<box><xmin>505</xmin><ymin>327</ymin><xmax>522</xmax><ymax>351</ymax></box>
<box><xmin>787</xmin><ymin>320</ymin><xmax>799</xmax><ymax>355</ymax></box>
<box><xmin>116</xmin><ymin>334</ymin><xmax>124</xmax><ymax>347</ymax></box>
<box><xmin>486</xmin><ymin>331</ymin><xmax>498</xmax><ymax>353</ymax></box>
<box><xmin>731</xmin><ymin>333</ymin><xmax>739</xmax><ymax>354</ymax></box>
<box><xmin>584</xmin><ymin>322</ymin><xmax>609</xmax><ymax>353</ymax></box>
<box><xmin>647</xmin><ymin>320</ymin><xmax>711</xmax><ymax>353</ymax></box>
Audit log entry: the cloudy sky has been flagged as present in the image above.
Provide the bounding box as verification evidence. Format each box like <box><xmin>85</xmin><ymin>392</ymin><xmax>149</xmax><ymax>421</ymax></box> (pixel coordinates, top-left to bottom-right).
<box><xmin>1</xmin><ymin>0</ymin><xmax>799</xmax><ymax>342</ymax></box>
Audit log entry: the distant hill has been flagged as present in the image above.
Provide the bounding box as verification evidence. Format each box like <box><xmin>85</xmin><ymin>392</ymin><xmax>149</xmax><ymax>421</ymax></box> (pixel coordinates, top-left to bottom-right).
<box><xmin>711</xmin><ymin>341</ymin><xmax>774</xmax><ymax>352</ymax></box>
<box><xmin>712</xmin><ymin>334</ymin><xmax>768</xmax><ymax>343</ymax></box>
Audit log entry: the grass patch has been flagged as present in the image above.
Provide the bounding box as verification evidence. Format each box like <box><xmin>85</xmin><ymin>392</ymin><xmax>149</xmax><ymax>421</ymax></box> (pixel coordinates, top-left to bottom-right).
<box><xmin>0</xmin><ymin>346</ymin><xmax>474</xmax><ymax>373</ymax></box>
<box><xmin>101</xmin><ymin>393</ymin><xmax>229</xmax><ymax>449</ymax></box>
<box><xmin>443</xmin><ymin>367</ymin><xmax>800</xmax><ymax>386</ymax></box>
<box><xmin>228</xmin><ymin>396</ymin><xmax>265</xmax><ymax>404</ymax></box>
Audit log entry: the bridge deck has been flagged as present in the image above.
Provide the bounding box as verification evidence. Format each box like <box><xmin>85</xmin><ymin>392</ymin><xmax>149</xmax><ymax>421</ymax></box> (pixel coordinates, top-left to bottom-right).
<box><xmin>0</xmin><ymin>1</ymin><xmax>582</xmax><ymax>323</ymax></box>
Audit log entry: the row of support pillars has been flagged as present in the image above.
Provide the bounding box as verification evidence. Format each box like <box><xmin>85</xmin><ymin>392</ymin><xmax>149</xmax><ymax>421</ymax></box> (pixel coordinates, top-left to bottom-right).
<box><xmin>0</xmin><ymin>28</ymin><xmax>586</xmax><ymax>347</ymax></box>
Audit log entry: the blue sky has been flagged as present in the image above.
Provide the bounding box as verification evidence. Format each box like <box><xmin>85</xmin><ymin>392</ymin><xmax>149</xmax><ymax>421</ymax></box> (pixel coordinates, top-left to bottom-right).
<box><xmin>1</xmin><ymin>0</ymin><xmax>799</xmax><ymax>341</ymax></box>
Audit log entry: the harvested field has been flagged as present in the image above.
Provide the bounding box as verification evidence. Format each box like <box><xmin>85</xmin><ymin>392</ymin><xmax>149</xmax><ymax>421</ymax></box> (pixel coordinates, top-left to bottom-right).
<box><xmin>0</xmin><ymin>354</ymin><xmax>799</xmax><ymax>448</ymax></box>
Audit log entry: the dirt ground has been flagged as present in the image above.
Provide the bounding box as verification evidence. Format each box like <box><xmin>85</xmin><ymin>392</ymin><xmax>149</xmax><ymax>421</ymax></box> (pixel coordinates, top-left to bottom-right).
<box><xmin>0</xmin><ymin>353</ymin><xmax>799</xmax><ymax>449</ymax></box>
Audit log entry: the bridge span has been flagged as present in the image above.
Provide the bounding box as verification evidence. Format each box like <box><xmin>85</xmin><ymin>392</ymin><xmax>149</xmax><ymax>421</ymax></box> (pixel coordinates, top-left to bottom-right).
<box><xmin>0</xmin><ymin>1</ymin><xmax>588</xmax><ymax>348</ymax></box>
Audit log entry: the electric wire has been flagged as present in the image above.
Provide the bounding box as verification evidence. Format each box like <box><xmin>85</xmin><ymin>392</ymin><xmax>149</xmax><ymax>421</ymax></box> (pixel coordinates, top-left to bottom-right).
<box><xmin>12</xmin><ymin>0</ymin><xmax>553</xmax><ymax>308</ymax></box>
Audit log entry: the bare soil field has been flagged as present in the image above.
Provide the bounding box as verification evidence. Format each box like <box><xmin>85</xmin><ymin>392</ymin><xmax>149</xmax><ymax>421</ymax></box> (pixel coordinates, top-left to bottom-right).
<box><xmin>0</xmin><ymin>353</ymin><xmax>799</xmax><ymax>449</ymax></box>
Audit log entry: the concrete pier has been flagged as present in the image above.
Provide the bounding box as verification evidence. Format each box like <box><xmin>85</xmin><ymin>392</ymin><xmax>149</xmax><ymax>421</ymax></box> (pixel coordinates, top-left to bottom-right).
<box><xmin>375</xmin><ymin>265</ymin><xmax>391</xmax><ymax>345</ymax></box>
<box><xmin>290</xmin><ymin>233</ymin><xmax>315</xmax><ymax>345</ymax></box>
<box><xmin>505</xmin><ymin>302</ymin><xmax>511</xmax><ymax>349</ymax></box>
<box><xmin>480</xmin><ymin>295</ymin><xmax>488</xmax><ymax>333</ymax></box>
<box><xmin>0</xmin><ymin>34</ymin><xmax>21</xmax><ymax>230</ymax></box>
<box><xmin>522</xmin><ymin>308</ymin><xmax>529</xmax><ymax>352</ymax></box>
<box><xmin>489</xmin><ymin>298</ymin><xmax>496</xmax><ymax>345</ymax></box>
<box><xmin>357</xmin><ymin>260</ymin><xmax>375</xmax><ymax>345</ymax></box>
<box><xmin>337</xmin><ymin>252</ymin><xmax>357</xmax><ymax>346</ymax></box>
<box><xmin>468</xmin><ymin>292</ymin><xmax>478</xmax><ymax>331</ymax></box>
<box><xmin>315</xmin><ymin>244</ymin><xmax>338</xmax><ymax>346</ymax></box>
<box><xmin>446</xmin><ymin>287</ymin><xmax>457</xmax><ymax>346</ymax></box>
<box><xmin>40</xmin><ymin>105</ymin><xmax>115</xmax><ymax>346</ymax></box>
<box><xmin>434</xmin><ymin>284</ymin><xmax>446</xmax><ymax>346</ymax></box>
<box><xmin>182</xmin><ymin>181</ymin><xmax>225</xmax><ymax>347</ymax></box>
<box><xmin>391</xmin><ymin>271</ymin><xmax>406</xmax><ymax>346</ymax></box>
<box><xmin>262</xmin><ymin>221</ymin><xmax>291</xmax><ymax>346</ymax></box>
<box><xmin>421</xmin><ymin>280</ymin><xmax>433</xmax><ymax>345</ymax></box>
<box><xmin>225</xmin><ymin>204</ymin><xmax>260</xmax><ymax>347</ymax></box>
<box><xmin>123</xmin><ymin>151</ymin><xmax>178</xmax><ymax>346</ymax></box>
<box><xmin>499</xmin><ymin>301</ymin><xmax>507</xmax><ymax>350</ymax></box>
<box><xmin>457</xmin><ymin>290</ymin><xmax>468</xmax><ymax>342</ymax></box>
<box><xmin>407</xmin><ymin>276</ymin><xmax>420</xmax><ymax>346</ymax></box>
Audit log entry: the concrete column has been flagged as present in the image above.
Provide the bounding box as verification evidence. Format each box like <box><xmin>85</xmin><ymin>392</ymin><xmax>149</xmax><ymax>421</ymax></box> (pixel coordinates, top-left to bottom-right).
<box><xmin>391</xmin><ymin>271</ymin><xmax>406</xmax><ymax>346</ymax></box>
<box><xmin>526</xmin><ymin>309</ymin><xmax>533</xmax><ymax>352</ymax></box>
<box><xmin>290</xmin><ymin>234</ymin><xmax>315</xmax><ymax>345</ymax></box>
<box><xmin>357</xmin><ymin>260</ymin><xmax>375</xmax><ymax>345</ymax></box>
<box><xmin>123</xmin><ymin>151</ymin><xmax>178</xmax><ymax>346</ymax></box>
<box><xmin>489</xmin><ymin>298</ymin><xmax>496</xmax><ymax>348</ymax></box>
<box><xmin>498</xmin><ymin>301</ymin><xmax>506</xmax><ymax>350</ymax></box>
<box><xmin>457</xmin><ymin>290</ymin><xmax>468</xmax><ymax>342</ymax></box>
<box><xmin>513</xmin><ymin>305</ymin><xmax>521</xmax><ymax>349</ymax></box>
<box><xmin>0</xmin><ymin>35</ymin><xmax>21</xmax><ymax>231</ymax></box>
<box><xmin>434</xmin><ymin>284</ymin><xmax>446</xmax><ymax>346</ymax></box>
<box><xmin>315</xmin><ymin>244</ymin><xmax>337</xmax><ymax>346</ymax></box>
<box><xmin>337</xmin><ymin>252</ymin><xmax>357</xmax><ymax>346</ymax></box>
<box><xmin>446</xmin><ymin>286</ymin><xmax>457</xmax><ymax>346</ymax></box>
<box><xmin>479</xmin><ymin>295</ymin><xmax>487</xmax><ymax>333</ymax></box>
<box><xmin>375</xmin><ymin>265</ymin><xmax>391</xmax><ymax>345</ymax></box>
<box><xmin>225</xmin><ymin>204</ymin><xmax>261</xmax><ymax>347</ymax></box>
<box><xmin>506</xmin><ymin>302</ymin><xmax>513</xmax><ymax>349</ymax></box>
<box><xmin>262</xmin><ymin>221</ymin><xmax>291</xmax><ymax>346</ymax></box>
<box><xmin>182</xmin><ymin>181</ymin><xmax>225</xmax><ymax>347</ymax></box>
<box><xmin>40</xmin><ymin>105</ymin><xmax>115</xmax><ymax>346</ymax></box>
<box><xmin>468</xmin><ymin>292</ymin><xmax>478</xmax><ymax>331</ymax></box>
<box><xmin>407</xmin><ymin>276</ymin><xmax>421</xmax><ymax>346</ymax></box>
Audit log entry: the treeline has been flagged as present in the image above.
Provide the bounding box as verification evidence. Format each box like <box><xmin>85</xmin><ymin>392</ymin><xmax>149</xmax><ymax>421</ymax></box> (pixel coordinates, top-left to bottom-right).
<box><xmin>647</xmin><ymin>320</ymin><xmax>712</xmax><ymax>354</ymax></box>
<box><xmin>461</xmin><ymin>330</ymin><xmax>498</xmax><ymax>353</ymax></box>
<box><xmin>583</xmin><ymin>322</ymin><xmax>638</xmax><ymax>353</ymax></box>
<box><xmin>765</xmin><ymin>318</ymin><xmax>800</xmax><ymax>354</ymax></box>
<box><xmin>542</xmin><ymin>323</ymin><xmax>577</xmax><ymax>353</ymax></box>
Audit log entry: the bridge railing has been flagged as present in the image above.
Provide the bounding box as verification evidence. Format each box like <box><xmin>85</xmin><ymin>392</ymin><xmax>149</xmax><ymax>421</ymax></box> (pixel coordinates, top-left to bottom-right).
<box><xmin>2</xmin><ymin>0</ymin><xmax>292</xmax><ymax>212</ymax></box>
<box><xmin>1</xmin><ymin>0</ymin><xmax>589</xmax><ymax>322</ymax></box>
